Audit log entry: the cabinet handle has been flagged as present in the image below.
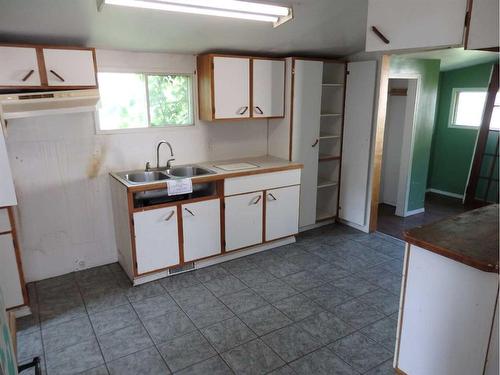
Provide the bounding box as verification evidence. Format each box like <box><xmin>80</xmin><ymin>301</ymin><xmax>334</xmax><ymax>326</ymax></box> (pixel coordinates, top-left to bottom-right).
<box><xmin>238</xmin><ymin>106</ymin><xmax>248</xmax><ymax>115</ymax></box>
<box><xmin>49</xmin><ymin>69</ymin><xmax>65</xmax><ymax>82</ymax></box>
<box><xmin>252</xmin><ymin>195</ymin><xmax>262</xmax><ymax>205</ymax></box>
<box><xmin>254</xmin><ymin>106</ymin><xmax>264</xmax><ymax>115</ymax></box>
<box><xmin>268</xmin><ymin>193</ymin><xmax>277</xmax><ymax>201</ymax></box>
<box><xmin>21</xmin><ymin>69</ymin><xmax>35</xmax><ymax>82</ymax></box>
<box><xmin>164</xmin><ymin>211</ymin><xmax>175</xmax><ymax>221</ymax></box>
<box><xmin>371</xmin><ymin>26</ymin><xmax>390</xmax><ymax>44</ymax></box>
<box><xmin>184</xmin><ymin>208</ymin><xmax>195</xmax><ymax>216</ymax></box>
<box><xmin>312</xmin><ymin>139</ymin><xmax>319</xmax><ymax>147</ymax></box>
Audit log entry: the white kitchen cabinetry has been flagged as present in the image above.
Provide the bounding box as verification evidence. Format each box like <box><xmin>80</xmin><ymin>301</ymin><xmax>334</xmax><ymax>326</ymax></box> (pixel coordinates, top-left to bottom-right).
<box><xmin>465</xmin><ymin>0</ymin><xmax>499</xmax><ymax>50</ymax></box>
<box><xmin>0</xmin><ymin>46</ymin><xmax>41</xmax><ymax>87</ymax></box>
<box><xmin>213</xmin><ymin>56</ymin><xmax>250</xmax><ymax>119</ymax></box>
<box><xmin>225</xmin><ymin>192</ymin><xmax>263</xmax><ymax>251</ymax></box>
<box><xmin>43</xmin><ymin>48</ymin><xmax>97</xmax><ymax>87</ymax></box>
<box><xmin>365</xmin><ymin>0</ymin><xmax>468</xmax><ymax>52</ymax></box>
<box><xmin>265</xmin><ymin>186</ymin><xmax>300</xmax><ymax>241</ymax></box>
<box><xmin>0</xmin><ymin>123</ymin><xmax>17</xmax><ymax>207</ymax></box>
<box><xmin>252</xmin><ymin>59</ymin><xmax>285</xmax><ymax>118</ymax></box>
<box><xmin>133</xmin><ymin>207</ymin><xmax>180</xmax><ymax>274</ymax></box>
<box><xmin>182</xmin><ymin>199</ymin><xmax>221</xmax><ymax>262</ymax></box>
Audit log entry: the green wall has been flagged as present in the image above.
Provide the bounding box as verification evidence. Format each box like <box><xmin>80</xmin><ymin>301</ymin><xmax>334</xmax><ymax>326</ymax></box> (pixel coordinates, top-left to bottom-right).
<box><xmin>428</xmin><ymin>62</ymin><xmax>495</xmax><ymax>196</ymax></box>
<box><xmin>389</xmin><ymin>57</ymin><xmax>440</xmax><ymax>212</ymax></box>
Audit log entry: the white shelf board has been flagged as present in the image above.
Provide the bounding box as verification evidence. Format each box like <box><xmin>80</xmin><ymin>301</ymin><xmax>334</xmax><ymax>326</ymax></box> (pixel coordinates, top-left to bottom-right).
<box><xmin>320</xmin><ymin>113</ymin><xmax>342</xmax><ymax>117</ymax></box>
<box><xmin>317</xmin><ymin>178</ymin><xmax>338</xmax><ymax>189</ymax></box>
<box><xmin>319</xmin><ymin>133</ymin><xmax>341</xmax><ymax>140</ymax></box>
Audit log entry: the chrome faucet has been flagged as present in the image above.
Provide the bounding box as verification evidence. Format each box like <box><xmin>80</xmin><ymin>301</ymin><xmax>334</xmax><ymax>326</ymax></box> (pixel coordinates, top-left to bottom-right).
<box><xmin>156</xmin><ymin>140</ymin><xmax>175</xmax><ymax>169</ymax></box>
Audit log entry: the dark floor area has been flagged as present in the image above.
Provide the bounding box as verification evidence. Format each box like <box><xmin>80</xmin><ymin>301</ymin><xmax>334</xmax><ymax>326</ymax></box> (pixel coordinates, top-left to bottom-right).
<box><xmin>377</xmin><ymin>192</ymin><xmax>469</xmax><ymax>240</ymax></box>
<box><xmin>16</xmin><ymin>224</ymin><xmax>404</xmax><ymax>375</ymax></box>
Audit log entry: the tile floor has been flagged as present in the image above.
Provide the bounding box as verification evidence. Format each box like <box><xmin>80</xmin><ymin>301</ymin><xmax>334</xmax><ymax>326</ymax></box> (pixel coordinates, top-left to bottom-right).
<box><xmin>16</xmin><ymin>224</ymin><xmax>405</xmax><ymax>375</ymax></box>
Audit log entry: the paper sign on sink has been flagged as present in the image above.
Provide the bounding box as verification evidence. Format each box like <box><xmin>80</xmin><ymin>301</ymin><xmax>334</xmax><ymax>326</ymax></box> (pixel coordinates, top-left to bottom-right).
<box><xmin>167</xmin><ymin>178</ymin><xmax>193</xmax><ymax>196</ymax></box>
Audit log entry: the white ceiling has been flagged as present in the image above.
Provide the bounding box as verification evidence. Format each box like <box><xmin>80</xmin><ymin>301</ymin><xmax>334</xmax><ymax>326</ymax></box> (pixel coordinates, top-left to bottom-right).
<box><xmin>402</xmin><ymin>48</ymin><xmax>499</xmax><ymax>71</ymax></box>
<box><xmin>0</xmin><ymin>0</ymin><xmax>368</xmax><ymax>57</ymax></box>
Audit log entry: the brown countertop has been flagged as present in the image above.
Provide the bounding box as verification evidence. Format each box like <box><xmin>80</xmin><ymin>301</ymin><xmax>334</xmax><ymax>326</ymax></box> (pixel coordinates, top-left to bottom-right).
<box><xmin>404</xmin><ymin>204</ymin><xmax>499</xmax><ymax>273</ymax></box>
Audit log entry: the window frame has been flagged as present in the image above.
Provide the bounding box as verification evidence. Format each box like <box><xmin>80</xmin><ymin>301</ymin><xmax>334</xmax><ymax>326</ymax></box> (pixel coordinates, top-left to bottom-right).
<box><xmin>95</xmin><ymin>71</ymin><xmax>195</xmax><ymax>135</ymax></box>
<box><xmin>448</xmin><ymin>87</ymin><xmax>487</xmax><ymax>130</ymax></box>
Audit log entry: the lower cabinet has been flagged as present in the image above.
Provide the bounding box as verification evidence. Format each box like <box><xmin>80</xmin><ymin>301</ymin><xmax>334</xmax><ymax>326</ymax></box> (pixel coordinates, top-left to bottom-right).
<box><xmin>0</xmin><ymin>232</ymin><xmax>24</xmax><ymax>308</ymax></box>
<box><xmin>265</xmin><ymin>185</ymin><xmax>300</xmax><ymax>241</ymax></box>
<box><xmin>133</xmin><ymin>206</ymin><xmax>180</xmax><ymax>274</ymax></box>
<box><xmin>182</xmin><ymin>199</ymin><xmax>221</xmax><ymax>262</ymax></box>
<box><xmin>225</xmin><ymin>192</ymin><xmax>263</xmax><ymax>251</ymax></box>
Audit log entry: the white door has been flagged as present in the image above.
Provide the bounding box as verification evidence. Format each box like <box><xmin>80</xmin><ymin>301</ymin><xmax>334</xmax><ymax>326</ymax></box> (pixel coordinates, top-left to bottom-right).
<box><xmin>213</xmin><ymin>56</ymin><xmax>250</xmax><ymax>119</ymax></box>
<box><xmin>0</xmin><ymin>233</ymin><xmax>23</xmax><ymax>308</ymax></box>
<box><xmin>291</xmin><ymin>59</ymin><xmax>323</xmax><ymax>227</ymax></box>
<box><xmin>0</xmin><ymin>46</ymin><xmax>41</xmax><ymax>86</ymax></box>
<box><xmin>0</xmin><ymin>124</ymin><xmax>17</xmax><ymax>207</ymax></box>
<box><xmin>133</xmin><ymin>207</ymin><xmax>180</xmax><ymax>274</ymax></box>
<box><xmin>365</xmin><ymin>0</ymin><xmax>468</xmax><ymax>52</ymax></box>
<box><xmin>182</xmin><ymin>198</ymin><xmax>221</xmax><ymax>262</ymax></box>
<box><xmin>252</xmin><ymin>59</ymin><xmax>285</xmax><ymax>118</ymax></box>
<box><xmin>339</xmin><ymin>61</ymin><xmax>377</xmax><ymax>227</ymax></box>
<box><xmin>265</xmin><ymin>185</ymin><xmax>300</xmax><ymax>241</ymax></box>
<box><xmin>466</xmin><ymin>0</ymin><xmax>499</xmax><ymax>50</ymax></box>
<box><xmin>43</xmin><ymin>49</ymin><xmax>96</xmax><ymax>86</ymax></box>
<box><xmin>225</xmin><ymin>192</ymin><xmax>263</xmax><ymax>251</ymax></box>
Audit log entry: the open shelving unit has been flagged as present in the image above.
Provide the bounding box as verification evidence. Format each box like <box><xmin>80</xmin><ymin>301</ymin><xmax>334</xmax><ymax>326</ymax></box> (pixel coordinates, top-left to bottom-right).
<box><xmin>316</xmin><ymin>61</ymin><xmax>346</xmax><ymax>222</ymax></box>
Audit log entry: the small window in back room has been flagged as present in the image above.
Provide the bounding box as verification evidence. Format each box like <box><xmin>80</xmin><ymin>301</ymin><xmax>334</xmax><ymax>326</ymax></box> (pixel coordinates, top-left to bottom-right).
<box><xmin>97</xmin><ymin>72</ymin><xmax>194</xmax><ymax>132</ymax></box>
<box><xmin>450</xmin><ymin>88</ymin><xmax>500</xmax><ymax>130</ymax></box>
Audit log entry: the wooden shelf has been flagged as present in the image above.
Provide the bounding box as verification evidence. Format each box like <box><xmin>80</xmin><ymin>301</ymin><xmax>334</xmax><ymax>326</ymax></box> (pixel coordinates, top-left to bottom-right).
<box><xmin>319</xmin><ymin>154</ymin><xmax>341</xmax><ymax>162</ymax></box>
<box><xmin>319</xmin><ymin>133</ymin><xmax>341</xmax><ymax>140</ymax></box>
<box><xmin>320</xmin><ymin>113</ymin><xmax>342</xmax><ymax>117</ymax></box>
<box><xmin>317</xmin><ymin>177</ymin><xmax>338</xmax><ymax>189</ymax></box>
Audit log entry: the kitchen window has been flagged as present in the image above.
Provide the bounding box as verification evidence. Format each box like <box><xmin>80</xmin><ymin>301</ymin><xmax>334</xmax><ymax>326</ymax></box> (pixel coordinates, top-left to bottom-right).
<box><xmin>97</xmin><ymin>72</ymin><xmax>194</xmax><ymax>132</ymax></box>
<box><xmin>449</xmin><ymin>88</ymin><xmax>500</xmax><ymax>130</ymax></box>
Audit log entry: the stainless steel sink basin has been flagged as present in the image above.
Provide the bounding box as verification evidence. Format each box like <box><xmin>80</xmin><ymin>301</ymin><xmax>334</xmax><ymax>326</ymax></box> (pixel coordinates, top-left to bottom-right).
<box><xmin>124</xmin><ymin>171</ymin><xmax>169</xmax><ymax>183</ymax></box>
<box><xmin>167</xmin><ymin>166</ymin><xmax>215</xmax><ymax>178</ymax></box>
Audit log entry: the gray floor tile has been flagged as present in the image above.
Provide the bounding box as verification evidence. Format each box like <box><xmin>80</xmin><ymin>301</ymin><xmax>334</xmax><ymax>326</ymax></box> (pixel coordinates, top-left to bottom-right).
<box><xmin>281</xmin><ymin>271</ymin><xmax>326</xmax><ymax>292</ymax></box>
<box><xmin>329</xmin><ymin>254</ymin><xmax>377</xmax><ymax>273</ymax></box>
<box><xmin>89</xmin><ymin>304</ymin><xmax>139</xmax><ymax>336</ymax></box>
<box><xmin>222</xmin><ymin>338</ymin><xmax>284</xmax><ymax>375</ymax></box>
<box><xmin>262</xmin><ymin>259</ymin><xmax>303</xmax><ymax>278</ymax></box>
<box><xmin>360</xmin><ymin>317</ymin><xmax>397</xmax><ymax>351</ymax></box>
<box><xmin>78</xmin><ymin>365</ymin><xmax>109</xmax><ymax>375</ymax></box>
<box><xmin>203</xmin><ymin>275</ymin><xmax>247</xmax><ymax>297</ymax></box>
<box><xmin>234</xmin><ymin>268</ymin><xmax>277</xmax><ymax>288</ymax></box>
<box><xmin>217</xmin><ymin>288</ymin><xmax>268</xmax><ymax>315</ymax></box>
<box><xmin>131</xmin><ymin>294</ymin><xmax>178</xmax><ymax>321</ymax></box>
<box><xmin>289</xmin><ymin>348</ymin><xmax>359</xmax><ymax>375</ymax></box>
<box><xmin>201</xmin><ymin>316</ymin><xmax>256</xmax><ymax>352</ymax></box>
<box><xmin>157</xmin><ymin>331</ymin><xmax>216</xmax><ymax>372</ymax></box>
<box><xmin>328</xmin><ymin>332</ymin><xmax>392</xmax><ymax>373</ymax></box>
<box><xmin>378</xmin><ymin>258</ymin><xmax>404</xmax><ymax>275</ymax></box>
<box><xmin>268</xmin><ymin>365</ymin><xmax>297</xmax><ymax>375</ymax></box>
<box><xmin>107</xmin><ymin>346</ymin><xmax>170</xmax><ymax>375</ymax></box>
<box><xmin>262</xmin><ymin>324</ymin><xmax>321</xmax><ymax>362</ymax></box>
<box><xmin>247</xmin><ymin>250</ymin><xmax>281</xmax><ymax>267</ymax></box>
<box><xmin>273</xmin><ymin>294</ymin><xmax>324</xmax><ymax>322</ymax></box>
<box><xmin>332</xmin><ymin>299</ymin><xmax>385</xmax><ymax>329</ymax></box>
<box><xmin>184</xmin><ymin>298</ymin><xmax>234</xmax><ymax>328</ymax></box>
<box><xmin>17</xmin><ymin>330</ymin><xmax>43</xmax><ymax>362</ymax></box>
<box><xmin>303</xmin><ymin>284</ymin><xmax>352</xmax><ymax>311</ymax></box>
<box><xmin>357</xmin><ymin>289</ymin><xmax>400</xmax><ymax>315</ymax></box>
<box><xmin>18</xmin><ymin>355</ymin><xmax>47</xmax><ymax>375</ymax></box>
<box><xmin>251</xmin><ymin>278</ymin><xmax>298</xmax><ymax>303</ymax></box>
<box><xmin>175</xmin><ymin>356</ymin><xmax>233</xmax><ymax>375</ymax></box>
<box><xmin>310</xmin><ymin>263</ymin><xmax>351</xmax><ymax>282</ymax></box>
<box><xmin>17</xmin><ymin>310</ymin><xmax>40</xmax><ymax>337</ymax></box>
<box><xmin>239</xmin><ymin>305</ymin><xmax>292</xmax><ymax>336</ymax></box>
<box><xmin>143</xmin><ymin>308</ymin><xmax>196</xmax><ymax>344</ymax></box>
<box><xmin>39</xmin><ymin>299</ymin><xmax>87</xmax><ymax>329</ymax></box>
<box><xmin>219</xmin><ymin>257</ymin><xmax>257</xmax><ymax>274</ymax></box>
<box><xmin>287</xmin><ymin>253</ymin><xmax>325</xmax><ymax>270</ymax></box>
<box><xmin>168</xmin><ymin>284</ymin><xmax>217</xmax><ymax>309</ymax></box>
<box><xmin>195</xmin><ymin>265</ymin><xmax>229</xmax><ymax>283</ymax></box>
<box><xmin>45</xmin><ymin>338</ymin><xmax>104</xmax><ymax>375</ymax></box>
<box><xmin>364</xmin><ymin>359</ymin><xmax>395</xmax><ymax>374</ymax></box>
<box><xmin>330</xmin><ymin>276</ymin><xmax>379</xmax><ymax>297</ymax></box>
<box><xmin>125</xmin><ymin>281</ymin><xmax>166</xmax><ymax>303</ymax></box>
<box><xmin>36</xmin><ymin>274</ymin><xmax>77</xmax><ymax>295</ymax></box>
<box><xmin>83</xmin><ymin>288</ymin><xmax>129</xmax><ymax>314</ymax></box>
<box><xmin>42</xmin><ymin>316</ymin><xmax>95</xmax><ymax>354</ymax></box>
<box><xmin>98</xmin><ymin>323</ymin><xmax>153</xmax><ymax>362</ymax></box>
<box><xmin>272</xmin><ymin>243</ymin><xmax>309</xmax><ymax>259</ymax></box>
<box><xmin>160</xmin><ymin>272</ymin><xmax>201</xmax><ymax>292</ymax></box>
<box><xmin>298</xmin><ymin>311</ymin><xmax>354</xmax><ymax>345</ymax></box>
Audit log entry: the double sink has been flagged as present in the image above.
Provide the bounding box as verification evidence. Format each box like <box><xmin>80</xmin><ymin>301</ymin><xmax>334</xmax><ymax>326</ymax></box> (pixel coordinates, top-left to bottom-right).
<box><xmin>124</xmin><ymin>165</ymin><xmax>215</xmax><ymax>184</ymax></box>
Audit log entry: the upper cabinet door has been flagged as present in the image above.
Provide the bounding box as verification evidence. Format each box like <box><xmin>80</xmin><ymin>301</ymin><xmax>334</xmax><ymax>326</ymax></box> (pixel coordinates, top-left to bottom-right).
<box><xmin>365</xmin><ymin>0</ymin><xmax>468</xmax><ymax>52</ymax></box>
<box><xmin>0</xmin><ymin>46</ymin><xmax>41</xmax><ymax>87</ymax></box>
<box><xmin>252</xmin><ymin>59</ymin><xmax>285</xmax><ymax>118</ymax></box>
<box><xmin>43</xmin><ymin>48</ymin><xmax>97</xmax><ymax>87</ymax></box>
<box><xmin>213</xmin><ymin>56</ymin><xmax>250</xmax><ymax>119</ymax></box>
<box><xmin>466</xmin><ymin>0</ymin><xmax>499</xmax><ymax>50</ymax></box>
<box><xmin>0</xmin><ymin>125</ymin><xmax>17</xmax><ymax>207</ymax></box>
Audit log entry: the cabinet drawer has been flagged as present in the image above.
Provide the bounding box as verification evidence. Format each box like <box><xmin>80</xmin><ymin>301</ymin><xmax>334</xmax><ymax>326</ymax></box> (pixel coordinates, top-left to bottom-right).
<box><xmin>0</xmin><ymin>208</ymin><xmax>11</xmax><ymax>233</ymax></box>
<box><xmin>224</xmin><ymin>169</ymin><xmax>301</xmax><ymax>196</ymax></box>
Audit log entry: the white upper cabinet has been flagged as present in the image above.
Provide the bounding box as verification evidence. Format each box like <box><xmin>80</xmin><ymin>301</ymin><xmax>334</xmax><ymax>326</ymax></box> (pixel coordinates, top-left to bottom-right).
<box><xmin>225</xmin><ymin>192</ymin><xmax>263</xmax><ymax>251</ymax></box>
<box><xmin>43</xmin><ymin>48</ymin><xmax>97</xmax><ymax>87</ymax></box>
<box><xmin>252</xmin><ymin>59</ymin><xmax>285</xmax><ymax>118</ymax></box>
<box><xmin>0</xmin><ymin>46</ymin><xmax>41</xmax><ymax>87</ymax></box>
<box><xmin>365</xmin><ymin>0</ymin><xmax>468</xmax><ymax>52</ymax></box>
<box><xmin>265</xmin><ymin>185</ymin><xmax>300</xmax><ymax>241</ymax></box>
<box><xmin>0</xmin><ymin>124</ymin><xmax>17</xmax><ymax>207</ymax></box>
<box><xmin>466</xmin><ymin>0</ymin><xmax>499</xmax><ymax>50</ymax></box>
<box><xmin>182</xmin><ymin>198</ymin><xmax>221</xmax><ymax>262</ymax></box>
<box><xmin>213</xmin><ymin>56</ymin><xmax>250</xmax><ymax>119</ymax></box>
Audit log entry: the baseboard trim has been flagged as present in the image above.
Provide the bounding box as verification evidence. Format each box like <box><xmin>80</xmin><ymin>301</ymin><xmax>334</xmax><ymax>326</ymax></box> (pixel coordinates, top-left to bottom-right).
<box><xmin>427</xmin><ymin>188</ymin><xmax>464</xmax><ymax>199</ymax></box>
<box><xmin>299</xmin><ymin>219</ymin><xmax>336</xmax><ymax>232</ymax></box>
<box><xmin>337</xmin><ymin>218</ymin><xmax>369</xmax><ymax>233</ymax></box>
<box><xmin>405</xmin><ymin>207</ymin><xmax>425</xmax><ymax>216</ymax></box>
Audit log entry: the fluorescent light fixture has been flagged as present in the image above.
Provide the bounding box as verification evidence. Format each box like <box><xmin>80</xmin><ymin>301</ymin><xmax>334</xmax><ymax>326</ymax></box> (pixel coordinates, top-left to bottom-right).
<box><xmin>98</xmin><ymin>0</ymin><xmax>293</xmax><ymax>26</ymax></box>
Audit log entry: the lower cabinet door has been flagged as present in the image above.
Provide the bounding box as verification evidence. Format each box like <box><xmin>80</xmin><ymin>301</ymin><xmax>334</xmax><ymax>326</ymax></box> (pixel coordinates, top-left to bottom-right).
<box><xmin>225</xmin><ymin>192</ymin><xmax>263</xmax><ymax>251</ymax></box>
<box><xmin>0</xmin><ymin>233</ymin><xmax>24</xmax><ymax>308</ymax></box>
<box><xmin>265</xmin><ymin>185</ymin><xmax>300</xmax><ymax>241</ymax></box>
<box><xmin>182</xmin><ymin>198</ymin><xmax>221</xmax><ymax>262</ymax></box>
<box><xmin>133</xmin><ymin>207</ymin><xmax>180</xmax><ymax>274</ymax></box>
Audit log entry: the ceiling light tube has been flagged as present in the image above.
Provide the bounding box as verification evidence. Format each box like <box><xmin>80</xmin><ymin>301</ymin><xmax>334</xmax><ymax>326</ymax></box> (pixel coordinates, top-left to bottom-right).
<box><xmin>157</xmin><ymin>0</ymin><xmax>290</xmax><ymax>16</ymax></box>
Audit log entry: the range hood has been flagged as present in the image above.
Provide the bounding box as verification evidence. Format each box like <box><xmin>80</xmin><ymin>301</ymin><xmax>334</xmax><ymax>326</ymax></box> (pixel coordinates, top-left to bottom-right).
<box><xmin>0</xmin><ymin>89</ymin><xmax>100</xmax><ymax>120</ymax></box>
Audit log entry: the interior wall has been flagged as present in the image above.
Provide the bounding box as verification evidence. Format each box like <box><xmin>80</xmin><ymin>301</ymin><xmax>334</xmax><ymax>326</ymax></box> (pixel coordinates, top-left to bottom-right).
<box><xmin>5</xmin><ymin>50</ymin><xmax>269</xmax><ymax>282</ymax></box>
<box><xmin>427</xmin><ymin>62</ymin><xmax>495</xmax><ymax>197</ymax></box>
